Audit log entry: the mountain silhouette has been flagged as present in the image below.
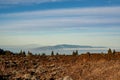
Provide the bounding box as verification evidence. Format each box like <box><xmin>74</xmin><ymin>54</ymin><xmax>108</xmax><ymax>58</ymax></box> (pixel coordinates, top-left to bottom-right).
<box><xmin>34</xmin><ymin>44</ymin><xmax>105</xmax><ymax>50</ymax></box>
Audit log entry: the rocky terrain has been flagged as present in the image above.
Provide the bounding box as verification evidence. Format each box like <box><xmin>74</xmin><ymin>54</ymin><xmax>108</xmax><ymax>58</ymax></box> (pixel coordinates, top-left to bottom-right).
<box><xmin>0</xmin><ymin>49</ymin><xmax>120</xmax><ymax>80</ymax></box>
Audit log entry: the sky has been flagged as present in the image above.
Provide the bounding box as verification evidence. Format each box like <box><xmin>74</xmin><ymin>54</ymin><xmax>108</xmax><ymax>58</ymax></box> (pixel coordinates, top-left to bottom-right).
<box><xmin>0</xmin><ymin>0</ymin><xmax>120</xmax><ymax>48</ymax></box>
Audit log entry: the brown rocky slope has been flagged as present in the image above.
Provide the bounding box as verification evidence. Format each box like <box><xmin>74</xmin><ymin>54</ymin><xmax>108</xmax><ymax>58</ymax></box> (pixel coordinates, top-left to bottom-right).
<box><xmin>0</xmin><ymin>49</ymin><xmax>120</xmax><ymax>80</ymax></box>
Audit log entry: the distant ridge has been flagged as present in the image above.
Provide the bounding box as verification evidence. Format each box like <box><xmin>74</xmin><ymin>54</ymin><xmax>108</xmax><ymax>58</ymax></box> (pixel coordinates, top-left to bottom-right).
<box><xmin>34</xmin><ymin>44</ymin><xmax>105</xmax><ymax>50</ymax></box>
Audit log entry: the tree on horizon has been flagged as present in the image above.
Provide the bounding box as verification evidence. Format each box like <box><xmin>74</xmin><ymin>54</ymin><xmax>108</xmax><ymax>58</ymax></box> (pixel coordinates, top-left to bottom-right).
<box><xmin>108</xmin><ymin>48</ymin><xmax>112</xmax><ymax>54</ymax></box>
<box><xmin>51</xmin><ymin>51</ymin><xmax>54</xmax><ymax>56</ymax></box>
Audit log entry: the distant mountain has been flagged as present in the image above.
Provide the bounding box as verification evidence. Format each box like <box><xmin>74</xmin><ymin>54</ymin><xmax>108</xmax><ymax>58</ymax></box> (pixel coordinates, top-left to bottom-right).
<box><xmin>34</xmin><ymin>44</ymin><xmax>105</xmax><ymax>50</ymax></box>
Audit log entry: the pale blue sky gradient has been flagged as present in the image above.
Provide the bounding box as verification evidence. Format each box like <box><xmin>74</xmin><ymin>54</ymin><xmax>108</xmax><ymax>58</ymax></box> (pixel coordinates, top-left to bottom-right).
<box><xmin>0</xmin><ymin>0</ymin><xmax>120</xmax><ymax>47</ymax></box>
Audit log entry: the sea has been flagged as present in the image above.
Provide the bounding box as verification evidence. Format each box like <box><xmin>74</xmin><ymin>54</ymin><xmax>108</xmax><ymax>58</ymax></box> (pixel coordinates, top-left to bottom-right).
<box><xmin>30</xmin><ymin>48</ymin><xmax>119</xmax><ymax>55</ymax></box>
<box><xmin>1</xmin><ymin>46</ymin><xmax>120</xmax><ymax>55</ymax></box>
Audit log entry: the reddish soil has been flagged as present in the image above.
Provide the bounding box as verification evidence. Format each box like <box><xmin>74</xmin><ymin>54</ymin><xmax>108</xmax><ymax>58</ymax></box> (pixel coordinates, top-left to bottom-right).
<box><xmin>0</xmin><ymin>51</ymin><xmax>120</xmax><ymax>80</ymax></box>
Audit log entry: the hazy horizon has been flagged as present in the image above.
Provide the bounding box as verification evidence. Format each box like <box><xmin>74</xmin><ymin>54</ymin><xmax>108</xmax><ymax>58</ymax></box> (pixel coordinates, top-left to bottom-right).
<box><xmin>0</xmin><ymin>44</ymin><xmax>120</xmax><ymax>54</ymax></box>
<box><xmin>0</xmin><ymin>0</ymin><xmax>120</xmax><ymax>48</ymax></box>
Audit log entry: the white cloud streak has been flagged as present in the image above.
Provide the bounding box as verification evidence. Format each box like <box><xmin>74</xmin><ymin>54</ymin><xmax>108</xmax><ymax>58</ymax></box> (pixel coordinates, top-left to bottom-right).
<box><xmin>1</xmin><ymin>17</ymin><xmax>120</xmax><ymax>29</ymax></box>
<box><xmin>0</xmin><ymin>6</ymin><xmax>120</xmax><ymax>35</ymax></box>
<box><xmin>1</xmin><ymin>6</ymin><xmax>120</xmax><ymax>17</ymax></box>
<box><xmin>0</xmin><ymin>0</ymin><xmax>63</xmax><ymax>5</ymax></box>
<box><xmin>0</xmin><ymin>0</ymin><xmax>67</xmax><ymax>8</ymax></box>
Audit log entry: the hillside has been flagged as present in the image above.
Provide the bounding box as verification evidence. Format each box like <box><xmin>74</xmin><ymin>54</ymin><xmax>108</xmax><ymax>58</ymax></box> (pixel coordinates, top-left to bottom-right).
<box><xmin>0</xmin><ymin>49</ymin><xmax>120</xmax><ymax>80</ymax></box>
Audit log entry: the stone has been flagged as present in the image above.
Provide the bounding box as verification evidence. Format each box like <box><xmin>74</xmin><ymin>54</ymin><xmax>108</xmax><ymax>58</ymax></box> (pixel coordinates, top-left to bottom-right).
<box><xmin>63</xmin><ymin>76</ymin><xmax>73</xmax><ymax>80</ymax></box>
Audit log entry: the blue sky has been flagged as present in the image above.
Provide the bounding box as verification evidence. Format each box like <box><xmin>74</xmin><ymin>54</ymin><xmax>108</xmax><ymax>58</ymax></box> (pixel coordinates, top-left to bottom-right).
<box><xmin>0</xmin><ymin>0</ymin><xmax>120</xmax><ymax>47</ymax></box>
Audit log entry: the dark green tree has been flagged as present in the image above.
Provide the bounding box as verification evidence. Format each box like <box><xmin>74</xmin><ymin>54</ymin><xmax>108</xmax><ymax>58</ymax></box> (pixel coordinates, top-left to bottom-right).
<box><xmin>22</xmin><ymin>51</ymin><xmax>26</xmax><ymax>55</ymax></box>
<box><xmin>56</xmin><ymin>52</ymin><xmax>59</xmax><ymax>56</ymax></box>
<box><xmin>51</xmin><ymin>51</ymin><xmax>54</xmax><ymax>56</ymax></box>
<box><xmin>0</xmin><ymin>49</ymin><xmax>5</xmax><ymax>55</ymax></box>
<box><xmin>86</xmin><ymin>52</ymin><xmax>91</xmax><ymax>57</ymax></box>
<box><xmin>108</xmin><ymin>48</ymin><xmax>112</xmax><ymax>54</ymax></box>
<box><xmin>19</xmin><ymin>50</ymin><xmax>26</xmax><ymax>56</ymax></box>
<box><xmin>113</xmin><ymin>49</ymin><xmax>116</xmax><ymax>54</ymax></box>
<box><xmin>42</xmin><ymin>53</ymin><xmax>46</xmax><ymax>56</ymax></box>
<box><xmin>72</xmin><ymin>50</ymin><xmax>78</xmax><ymax>56</ymax></box>
<box><xmin>72</xmin><ymin>51</ymin><xmax>75</xmax><ymax>56</ymax></box>
<box><xmin>76</xmin><ymin>50</ymin><xmax>78</xmax><ymax>55</ymax></box>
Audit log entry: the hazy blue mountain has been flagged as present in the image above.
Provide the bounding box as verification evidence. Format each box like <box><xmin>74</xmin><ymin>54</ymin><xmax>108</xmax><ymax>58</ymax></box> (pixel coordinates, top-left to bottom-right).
<box><xmin>34</xmin><ymin>44</ymin><xmax>105</xmax><ymax>50</ymax></box>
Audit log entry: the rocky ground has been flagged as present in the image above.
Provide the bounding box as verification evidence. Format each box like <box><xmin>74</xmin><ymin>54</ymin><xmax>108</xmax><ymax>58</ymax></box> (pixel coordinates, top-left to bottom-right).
<box><xmin>0</xmin><ymin>51</ymin><xmax>120</xmax><ymax>80</ymax></box>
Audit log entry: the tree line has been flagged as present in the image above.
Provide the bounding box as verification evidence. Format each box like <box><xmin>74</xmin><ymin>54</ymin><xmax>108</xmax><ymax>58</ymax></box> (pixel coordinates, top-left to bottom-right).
<box><xmin>0</xmin><ymin>48</ymin><xmax>118</xmax><ymax>56</ymax></box>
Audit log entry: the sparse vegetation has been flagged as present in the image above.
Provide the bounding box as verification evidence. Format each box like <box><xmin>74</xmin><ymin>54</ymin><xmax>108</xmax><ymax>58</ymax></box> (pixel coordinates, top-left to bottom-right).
<box><xmin>113</xmin><ymin>49</ymin><xmax>116</xmax><ymax>54</ymax></box>
<box><xmin>0</xmin><ymin>48</ymin><xmax>120</xmax><ymax>80</ymax></box>
<box><xmin>108</xmin><ymin>48</ymin><xmax>112</xmax><ymax>54</ymax></box>
<box><xmin>72</xmin><ymin>50</ymin><xmax>78</xmax><ymax>56</ymax></box>
<box><xmin>51</xmin><ymin>51</ymin><xmax>54</xmax><ymax>56</ymax></box>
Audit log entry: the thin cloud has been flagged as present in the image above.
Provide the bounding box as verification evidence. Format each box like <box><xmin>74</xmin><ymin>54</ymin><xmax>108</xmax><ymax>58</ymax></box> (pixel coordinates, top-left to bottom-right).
<box><xmin>1</xmin><ymin>6</ymin><xmax>120</xmax><ymax>18</ymax></box>
<box><xmin>0</xmin><ymin>0</ymin><xmax>69</xmax><ymax>8</ymax></box>
<box><xmin>1</xmin><ymin>17</ymin><xmax>120</xmax><ymax>32</ymax></box>
<box><xmin>0</xmin><ymin>0</ymin><xmax>64</xmax><ymax>5</ymax></box>
<box><xmin>0</xmin><ymin>6</ymin><xmax>120</xmax><ymax>35</ymax></box>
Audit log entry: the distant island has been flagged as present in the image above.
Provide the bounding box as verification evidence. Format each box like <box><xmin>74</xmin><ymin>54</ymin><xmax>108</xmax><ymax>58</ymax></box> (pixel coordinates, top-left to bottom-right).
<box><xmin>34</xmin><ymin>44</ymin><xmax>106</xmax><ymax>50</ymax></box>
